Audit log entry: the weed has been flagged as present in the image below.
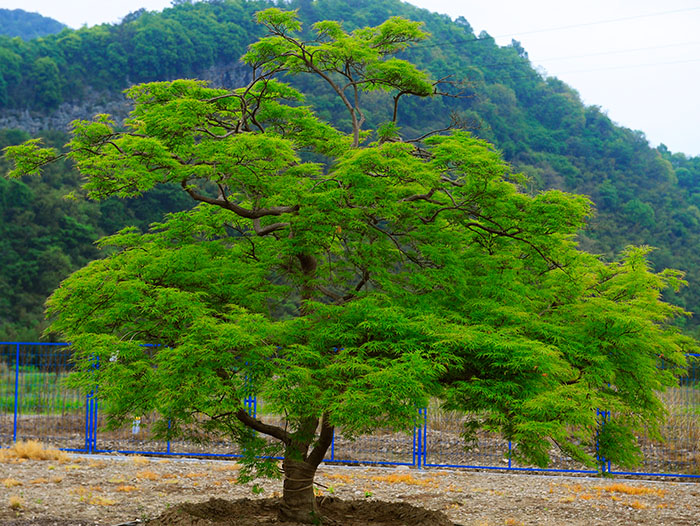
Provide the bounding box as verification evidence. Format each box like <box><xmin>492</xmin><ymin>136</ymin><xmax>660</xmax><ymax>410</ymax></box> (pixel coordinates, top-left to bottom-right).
<box><xmin>324</xmin><ymin>473</ymin><xmax>353</xmax><ymax>484</ymax></box>
<box><xmin>29</xmin><ymin>478</ymin><xmax>49</xmax><ymax>484</ymax></box>
<box><xmin>132</xmin><ymin>456</ymin><xmax>149</xmax><ymax>466</ymax></box>
<box><xmin>90</xmin><ymin>496</ymin><xmax>117</xmax><ymax>506</ymax></box>
<box><xmin>116</xmin><ymin>485</ymin><xmax>139</xmax><ymax>492</ymax></box>
<box><xmin>8</xmin><ymin>496</ymin><xmax>23</xmax><ymax>510</ymax></box>
<box><xmin>0</xmin><ymin>440</ymin><xmax>69</xmax><ymax>462</ymax></box>
<box><xmin>136</xmin><ymin>470</ymin><xmax>159</xmax><ymax>481</ymax></box>
<box><xmin>3</xmin><ymin>478</ymin><xmax>22</xmax><ymax>488</ymax></box>
<box><xmin>599</xmin><ymin>483</ymin><xmax>666</xmax><ymax>498</ymax></box>
<box><xmin>370</xmin><ymin>473</ymin><xmax>439</xmax><ymax>487</ymax></box>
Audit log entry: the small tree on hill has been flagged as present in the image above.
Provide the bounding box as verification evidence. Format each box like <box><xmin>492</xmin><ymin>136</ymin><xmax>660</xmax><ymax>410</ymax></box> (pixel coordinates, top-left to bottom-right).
<box><xmin>4</xmin><ymin>9</ymin><xmax>697</xmax><ymax>523</ymax></box>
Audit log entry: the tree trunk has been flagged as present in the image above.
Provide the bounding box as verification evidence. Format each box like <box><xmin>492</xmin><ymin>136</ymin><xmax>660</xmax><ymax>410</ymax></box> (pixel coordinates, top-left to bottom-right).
<box><xmin>279</xmin><ymin>457</ymin><xmax>320</xmax><ymax>523</ymax></box>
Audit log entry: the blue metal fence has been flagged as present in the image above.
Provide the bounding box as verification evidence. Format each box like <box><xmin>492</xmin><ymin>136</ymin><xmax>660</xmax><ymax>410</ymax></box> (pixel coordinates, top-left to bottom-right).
<box><xmin>2</xmin><ymin>343</ymin><xmax>698</xmax><ymax>478</ymax></box>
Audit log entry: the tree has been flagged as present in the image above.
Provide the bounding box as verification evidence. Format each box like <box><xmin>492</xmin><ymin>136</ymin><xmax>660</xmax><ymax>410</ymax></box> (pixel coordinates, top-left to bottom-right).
<box><xmin>4</xmin><ymin>9</ymin><xmax>697</xmax><ymax>523</ymax></box>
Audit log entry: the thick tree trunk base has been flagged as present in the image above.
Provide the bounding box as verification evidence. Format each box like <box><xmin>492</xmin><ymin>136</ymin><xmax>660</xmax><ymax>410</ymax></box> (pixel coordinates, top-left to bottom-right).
<box><xmin>279</xmin><ymin>458</ymin><xmax>321</xmax><ymax>524</ymax></box>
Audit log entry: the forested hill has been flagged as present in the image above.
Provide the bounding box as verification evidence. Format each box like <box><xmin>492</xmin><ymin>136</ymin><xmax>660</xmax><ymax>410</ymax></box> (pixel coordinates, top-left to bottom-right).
<box><xmin>2</xmin><ymin>0</ymin><xmax>700</xmax><ymax>340</ymax></box>
<box><xmin>0</xmin><ymin>9</ymin><xmax>65</xmax><ymax>40</ymax></box>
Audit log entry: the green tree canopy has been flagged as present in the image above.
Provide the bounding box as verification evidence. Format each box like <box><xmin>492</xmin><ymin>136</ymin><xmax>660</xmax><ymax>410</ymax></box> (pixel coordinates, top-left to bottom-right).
<box><xmin>4</xmin><ymin>10</ymin><xmax>697</xmax><ymax>523</ymax></box>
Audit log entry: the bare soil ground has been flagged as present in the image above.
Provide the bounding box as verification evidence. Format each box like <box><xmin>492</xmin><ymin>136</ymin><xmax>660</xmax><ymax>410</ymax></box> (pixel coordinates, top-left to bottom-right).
<box><xmin>0</xmin><ymin>453</ymin><xmax>699</xmax><ymax>526</ymax></box>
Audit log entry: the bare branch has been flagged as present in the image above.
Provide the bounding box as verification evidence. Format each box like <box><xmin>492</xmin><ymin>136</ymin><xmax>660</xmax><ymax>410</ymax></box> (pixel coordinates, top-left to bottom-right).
<box><xmin>181</xmin><ymin>180</ymin><xmax>300</xmax><ymax>219</ymax></box>
<box><xmin>235</xmin><ymin>408</ymin><xmax>291</xmax><ymax>444</ymax></box>
<box><xmin>253</xmin><ymin>218</ymin><xmax>290</xmax><ymax>236</ymax></box>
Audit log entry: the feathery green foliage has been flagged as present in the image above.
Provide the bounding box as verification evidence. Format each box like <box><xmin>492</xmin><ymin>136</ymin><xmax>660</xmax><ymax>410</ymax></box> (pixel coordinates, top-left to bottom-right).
<box><xmin>4</xmin><ymin>9</ymin><xmax>697</xmax><ymax>523</ymax></box>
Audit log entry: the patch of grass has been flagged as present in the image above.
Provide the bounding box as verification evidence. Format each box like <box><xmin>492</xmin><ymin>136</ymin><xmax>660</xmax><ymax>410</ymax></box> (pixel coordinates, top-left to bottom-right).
<box><xmin>90</xmin><ymin>496</ymin><xmax>117</xmax><ymax>506</ymax></box>
<box><xmin>8</xmin><ymin>496</ymin><xmax>23</xmax><ymax>510</ymax></box>
<box><xmin>3</xmin><ymin>478</ymin><xmax>22</xmax><ymax>488</ymax></box>
<box><xmin>116</xmin><ymin>485</ymin><xmax>139</xmax><ymax>492</ymax></box>
<box><xmin>323</xmin><ymin>473</ymin><xmax>353</xmax><ymax>484</ymax></box>
<box><xmin>370</xmin><ymin>473</ymin><xmax>438</xmax><ymax>487</ymax></box>
<box><xmin>131</xmin><ymin>456</ymin><xmax>150</xmax><ymax>466</ymax></box>
<box><xmin>0</xmin><ymin>440</ymin><xmax>70</xmax><ymax>462</ymax></box>
<box><xmin>599</xmin><ymin>483</ymin><xmax>666</xmax><ymax>498</ymax></box>
<box><xmin>136</xmin><ymin>469</ymin><xmax>159</xmax><ymax>481</ymax></box>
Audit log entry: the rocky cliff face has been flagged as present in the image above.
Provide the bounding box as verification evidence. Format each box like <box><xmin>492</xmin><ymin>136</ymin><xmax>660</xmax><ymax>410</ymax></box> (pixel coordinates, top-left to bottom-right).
<box><xmin>0</xmin><ymin>62</ymin><xmax>253</xmax><ymax>133</ymax></box>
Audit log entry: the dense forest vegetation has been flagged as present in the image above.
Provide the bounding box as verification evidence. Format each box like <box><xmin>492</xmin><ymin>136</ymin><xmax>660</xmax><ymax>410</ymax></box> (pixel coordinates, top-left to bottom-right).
<box><xmin>0</xmin><ymin>9</ymin><xmax>65</xmax><ymax>41</ymax></box>
<box><xmin>1</xmin><ymin>0</ymin><xmax>700</xmax><ymax>339</ymax></box>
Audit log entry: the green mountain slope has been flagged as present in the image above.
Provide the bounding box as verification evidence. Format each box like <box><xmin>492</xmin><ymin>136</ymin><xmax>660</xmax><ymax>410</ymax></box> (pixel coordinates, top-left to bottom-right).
<box><xmin>2</xmin><ymin>0</ymin><xmax>700</xmax><ymax>339</ymax></box>
<box><xmin>0</xmin><ymin>8</ymin><xmax>66</xmax><ymax>40</ymax></box>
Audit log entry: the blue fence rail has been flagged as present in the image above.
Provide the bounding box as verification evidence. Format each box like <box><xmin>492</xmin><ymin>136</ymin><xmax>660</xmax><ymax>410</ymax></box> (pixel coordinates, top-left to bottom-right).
<box><xmin>2</xmin><ymin>343</ymin><xmax>698</xmax><ymax>478</ymax></box>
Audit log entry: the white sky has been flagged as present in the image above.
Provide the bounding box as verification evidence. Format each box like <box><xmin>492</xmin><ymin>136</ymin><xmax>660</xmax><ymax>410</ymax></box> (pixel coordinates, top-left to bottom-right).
<box><xmin>1</xmin><ymin>0</ymin><xmax>699</xmax><ymax>156</ymax></box>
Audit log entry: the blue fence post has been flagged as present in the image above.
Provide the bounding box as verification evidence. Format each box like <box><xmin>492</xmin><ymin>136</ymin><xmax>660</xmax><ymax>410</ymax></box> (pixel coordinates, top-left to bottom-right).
<box><xmin>13</xmin><ymin>343</ymin><xmax>19</xmax><ymax>443</ymax></box>
<box><xmin>414</xmin><ymin>407</ymin><xmax>426</xmax><ymax>469</ymax></box>
<box><xmin>329</xmin><ymin>429</ymin><xmax>335</xmax><ymax>461</ymax></box>
<box><xmin>508</xmin><ymin>441</ymin><xmax>512</xmax><ymax>470</ymax></box>
<box><xmin>91</xmin><ymin>397</ymin><xmax>98</xmax><ymax>453</ymax></box>
<box><xmin>167</xmin><ymin>420</ymin><xmax>171</xmax><ymax>454</ymax></box>
<box><xmin>422</xmin><ymin>407</ymin><xmax>427</xmax><ymax>469</ymax></box>
<box><xmin>84</xmin><ymin>392</ymin><xmax>91</xmax><ymax>452</ymax></box>
<box><xmin>596</xmin><ymin>408</ymin><xmax>610</xmax><ymax>474</ymax></box>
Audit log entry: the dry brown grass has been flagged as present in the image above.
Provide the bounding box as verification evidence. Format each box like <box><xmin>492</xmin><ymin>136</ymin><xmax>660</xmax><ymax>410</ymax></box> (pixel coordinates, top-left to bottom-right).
<box><xmin>7</xmin><ymin>496</ymin><xmax>23</xmax><ymax>510</ymax></box>
<box><xmin>90</xmin><ymin>496</ymin><xmax>117</xmax><ymax>506</ymax></box>
<box><xmin>0</xmin><ymin>440</ymin><xmax>70</xmax><ymax>463</ymax></box>
<box><xmin>2</xmin><ymin>478</ymin><xmax>22</xmax><ymax>488</ymax></box>
<box><xmin>116</xmin><ymin>485</ymin><xmax>139</xmax><ymax>492</ymax></box>
<box><xmin>323</xmin><ymin>473</ymin><xmax>353</xmax><ymax>484</ymax></box>
<box><xmin>136</xmin><ymin>469</ymin><xmax>159</xmax><ymax>481</ymax></box>
<box><xmin>370</xmin><ymin>473</ymin><xmax>439</xmax><ymax>487</ymax></box>
<box><xmin>601</xmin><ymin>483</ymin><xmax>666</xmax><ymax>498</ymax></box>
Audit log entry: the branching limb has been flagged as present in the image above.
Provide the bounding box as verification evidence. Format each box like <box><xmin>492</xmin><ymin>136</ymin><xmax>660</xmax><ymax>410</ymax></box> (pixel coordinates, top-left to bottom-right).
<box><xmin>307</xmin><ymin>413</ymin><xmax>334</xmax><ymax>468</ymax></box>
<box><xmin>182</xmin><ymin>180</ymin><xmax>299</xmax><ymax>219</ymax></box>
<box><xmin>235</xmin><ymin>408</ymin><xmax>291</xmax><ymax>445</ymax></box>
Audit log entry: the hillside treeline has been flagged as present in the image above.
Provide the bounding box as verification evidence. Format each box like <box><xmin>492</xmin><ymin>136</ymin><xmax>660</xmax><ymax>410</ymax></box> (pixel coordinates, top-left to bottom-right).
<box><xmin>2</xmin><ymin>0</ymin><xmax>700</xmax><ymax>339</ymax></box>
<box><xmin>0</xmin><ymin>8</ymin><xmax>65</xmax><ymax>41</ymax></box>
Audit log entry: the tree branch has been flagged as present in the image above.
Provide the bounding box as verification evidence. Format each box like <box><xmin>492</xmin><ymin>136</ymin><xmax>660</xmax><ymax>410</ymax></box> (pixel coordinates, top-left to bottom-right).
<box><xmin>181</xmin><ymin>180</ymin><xmax>299</xmax><ymax>219</ymax></box>
<box><xmin>235</xmin><ymin>408</ymin><xmax>291</xmax><ymax>445</ymax></box>
<box><xmin>307</xmin><ymin>413</ymin><xmax>334</xmax><ymax>468</ymax></box>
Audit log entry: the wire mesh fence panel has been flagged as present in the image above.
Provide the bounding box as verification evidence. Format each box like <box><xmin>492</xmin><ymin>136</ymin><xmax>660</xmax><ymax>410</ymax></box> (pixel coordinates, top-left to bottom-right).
<box><xmin>94</xmin><ymin>410</ymin><xmax>171</xmax><ymax>456</ymax></box>
<box><xmin>4</xmin><ymin>343</ymin><xmax>88</xmax><ymax>451</ymax></box>
<box><xmin>611</xmin><ymin>355</ymin><xmax>700</xmax><ymax>477</ymax></box>
<box><xmin>1</xmin><ymin>343</ymin><xmax>17</xmax><ymax>445</ymax></box>
<box><xmin>422</xmin><ymin>404</ymin><xmax>511</xmax><ymax>469</ymax></box>
<box><xmin>3</xmin><ymin>343</ymin><xmax>699</xmax><ymax>480</ymax></box>
<box><xmin>326</xmin><ymin>428</ymin><xmax>417</xmax><ymax>466</ymax></box>
<box><xmin>508</xmin><ymin>437</ymin><xmax>598</xmax><ymax>474</ymax></box>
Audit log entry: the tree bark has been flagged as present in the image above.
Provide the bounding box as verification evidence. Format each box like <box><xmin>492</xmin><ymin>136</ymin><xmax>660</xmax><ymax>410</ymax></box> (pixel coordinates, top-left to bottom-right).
<box><xmin>279</xmin><ymin>457</ymin><xmax>321</xmax><ymax>523</ymax></box>
<box><xmin>278</xmin><ymin>415</ymin><xmax>334</xmax><ymax>523</ymax></box>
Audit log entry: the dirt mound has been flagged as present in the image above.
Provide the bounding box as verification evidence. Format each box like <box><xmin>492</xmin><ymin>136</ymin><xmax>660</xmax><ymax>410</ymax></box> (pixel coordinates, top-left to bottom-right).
<box><xmin>146</xmin><ymin>496</ymin><xmax>457</xmax><ymax>525</ymax></box>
